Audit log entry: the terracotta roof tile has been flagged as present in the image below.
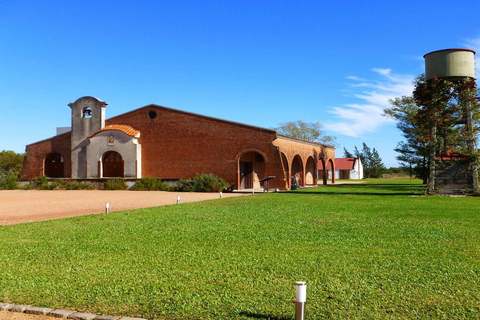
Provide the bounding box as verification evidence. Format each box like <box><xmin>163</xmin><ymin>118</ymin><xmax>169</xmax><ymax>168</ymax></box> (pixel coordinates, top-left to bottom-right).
<box><xmin>318</xmin><ymin>158</ymin><xmax>356</xmax><ymax>170</ymax></box>
<box><xmin>90</xmin><ymin>125</ymin><xmax>140</xmax><ymax>138</ymax></box>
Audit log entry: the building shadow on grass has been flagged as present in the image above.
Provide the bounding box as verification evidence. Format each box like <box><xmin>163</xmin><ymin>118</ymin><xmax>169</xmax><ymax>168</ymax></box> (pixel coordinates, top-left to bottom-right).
<box><xmin>239</xmin><ymin>311</ymin><xmax>292</xmax><ymax>320</ymax></box>
<box><xmin>288</xmin><ymin>183</ymin><xmax>425</xmax><ymax>196</ymax></box>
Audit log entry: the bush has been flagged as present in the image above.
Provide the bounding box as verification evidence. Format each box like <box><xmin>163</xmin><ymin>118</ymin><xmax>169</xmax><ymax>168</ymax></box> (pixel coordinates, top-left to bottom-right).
<box><xmin>64</xmin><ymin>181</ymin><xmax>95</xmax><ymax>190</ymax></box>
<box><xmin>24</xmin><ymin>177</ymin><xmax>95</xmax><ymax>190</ymax></box>
<box><xmin>133</xmin><ymin>177</ymin><xmax>178</xmax><ymax>191</ymax></box>
<box><xmin>134</xmin><ymin>177</ymin><xmax>177</xmax><ymax>191</ymax></box>
<box><xmin>180</xmin><ymin>173</ymin><xmax>227</xmax><ymax>193</ymax></box>
<box><xmin>25</xmin><ymin>176</ymin><xmax>52</xmax><ymax>190</ymax></box>
<box><xmin>134</xmin><ymin>175</ymin><xmax>227</xmax><ymax>192</ymax></box>
<box><xmin>0</xmin><ymin>173</ymin><xmax>19</xmax><ymax>190</ymax></box>
<box><xmin>103</xmin><ymin>178</ymin><xmax>127</xmax><ymax>190</ymax></box>
<box><xmin>134</xmin><ymin>176</ymin><xmax>159</xmax><ymax>191</ymax></box>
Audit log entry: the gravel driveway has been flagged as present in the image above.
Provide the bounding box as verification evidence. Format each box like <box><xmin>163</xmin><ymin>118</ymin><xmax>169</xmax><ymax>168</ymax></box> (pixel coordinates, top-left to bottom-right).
<box><xmin>0</xmin><ymin>190</ymin><xmax>248</xmax><ymax>226</ymax></box>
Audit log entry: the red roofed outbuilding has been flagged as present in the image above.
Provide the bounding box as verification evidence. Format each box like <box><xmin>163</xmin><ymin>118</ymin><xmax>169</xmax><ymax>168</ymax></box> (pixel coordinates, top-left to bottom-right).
<box><xmin>318</xmin><ymin>156</ymin><xmax>363</xmax><ymax>180</ymax></box>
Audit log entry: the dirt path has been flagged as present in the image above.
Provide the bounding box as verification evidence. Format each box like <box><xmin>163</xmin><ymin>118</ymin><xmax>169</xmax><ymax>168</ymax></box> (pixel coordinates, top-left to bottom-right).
<box><xmin>0</xmin><ymin>190</ymin><xmax>249</xmax><ymax>226</ymax></box>
<box><xmin>0</xmin><ymin>311</ymin><xmax>54</xmax><ymax>320</ymax></box>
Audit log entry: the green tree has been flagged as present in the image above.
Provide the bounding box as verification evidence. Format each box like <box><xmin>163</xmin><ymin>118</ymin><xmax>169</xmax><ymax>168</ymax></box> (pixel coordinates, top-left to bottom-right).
<box><xmin>385</xmin><ymin>94</ymin><xmax>430</xmax><ymax>183</ymax></box>
<box><xmin>276</xmin><ymin>120</ymin><xmax>337</xmax><ymax>146</ymax></box>
<box><xmin>0</xmin><ymin>150</ymin><xmax>24</xmax><ymax>176</ymax></box>
<box><xmin>344</xmin><ymin>143</ymin><xmax>386</xmax><ymax>178</ymax></box>
<box><xmin>343</xmin><ymin>147</ymin><xmax>353</xmax><ymax>158</ymax></box>
<box><xmin>369</xmin><ymin>148</ymin><xmax>387</xmax><ymax>178</ymax></box>
<box><xmin>385</xmin><ymin>75</ymin><xmax>480</xmax><ymax>186</ymax></box>
<box><xmin>0</xmin><ymin>150</ymin><xmax>24</xmax><ymax>190</ymax></box>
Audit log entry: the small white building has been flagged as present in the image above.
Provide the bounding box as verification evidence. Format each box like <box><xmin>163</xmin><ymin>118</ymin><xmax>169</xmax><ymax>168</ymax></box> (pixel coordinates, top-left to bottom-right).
<box><xmin>318</xmin><ymin>156</ymin><xmax>363</xmax><ymax>180</ymax></box>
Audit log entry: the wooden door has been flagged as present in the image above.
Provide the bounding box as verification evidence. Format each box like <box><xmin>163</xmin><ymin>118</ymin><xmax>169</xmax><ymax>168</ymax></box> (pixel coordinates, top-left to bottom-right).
<box><xmin>45</xmin><ymin>153</ymin><xmax>64</xmax><ymax>178</ymax></box>
<box><xmin>103</xmin><ymin>152</ymin><xmax>124</xmax><ymax>177</ymax></box>
<box><xmin>240</xmin><ymin>162</ymin><xmax>253</xmax><ymax>189</ymax></box>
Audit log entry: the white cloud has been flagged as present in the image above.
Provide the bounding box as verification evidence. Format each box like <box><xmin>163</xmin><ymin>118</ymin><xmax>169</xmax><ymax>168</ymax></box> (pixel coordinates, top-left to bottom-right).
<box><xmin>463</xmin><ymin>35</ymin><xmax>480</xmax><ymax>76</ymax></box>
<box><xmin>346</xmin><ymin>75</ymin><xmax>366</xmax><ymax>81</ymax></box>
<box><xmin>464</xmin><ymin>36</ymin><xmax>480</xmax><ymax>52</ymax></box>
<box><xmin>324</xmin><ymin>69</ymin><xmax>415</xmax><ymax>137</ymax></box>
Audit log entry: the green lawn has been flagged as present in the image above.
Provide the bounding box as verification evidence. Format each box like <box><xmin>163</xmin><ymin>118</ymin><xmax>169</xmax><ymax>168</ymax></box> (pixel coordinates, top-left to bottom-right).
<box><xmin>1</xmin><ymin>178</ymin><xmax>479</xmax><ymax>319</ymax></box>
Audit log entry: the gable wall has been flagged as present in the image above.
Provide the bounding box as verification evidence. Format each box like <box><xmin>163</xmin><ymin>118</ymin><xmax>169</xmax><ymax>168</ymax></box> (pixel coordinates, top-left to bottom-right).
<box><xmin>21</xmin><ymin>133</ymin><xmax>72</xmax><ymax>179</ymax></box>
<box><xmin>107</xmin><ymin>106</ymin><xmax>284</xmax><ymax>187</ymax></box>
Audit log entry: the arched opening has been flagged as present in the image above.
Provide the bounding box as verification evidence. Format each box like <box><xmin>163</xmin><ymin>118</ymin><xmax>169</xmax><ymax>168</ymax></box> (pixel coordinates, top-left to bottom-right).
<box><xmin>82</xmin><ymin>107</ymin><xmax>92</xmax><ymax>118</ymax></box>
<box><xmin>103</xmin><ymin>151</ymin><xmax>124</xmax><ymax>178</ymax></box>
<box><xmin>44</xmin><ymin>153</ymin><xmax>65</xmax><ymax>178</ymax></box>
<box><xmin>238</xmin><ymin>151</ymin><xmax>265</xmax><ymax>189</ymax></box>
<box><xmin>305</xmin><ymin>156</ymin><xmax>316</xmax><ymax>186</ymax></box>
<box><xmin>281</xmin><ymin>153</ymin><xmax>290</xmax><ymax>189</ymax></box>
<box><xmin>291</xmin><ymin>155</ymin><xmax>303</xmax><ymax>187</ymax></box>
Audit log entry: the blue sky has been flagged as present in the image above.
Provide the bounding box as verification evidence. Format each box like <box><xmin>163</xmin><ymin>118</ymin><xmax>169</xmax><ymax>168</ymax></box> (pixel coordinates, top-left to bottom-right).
<box><xmin>1</xmin><ymin>1</ymin><xmax>480</xmax><ymax>167</ymax></box>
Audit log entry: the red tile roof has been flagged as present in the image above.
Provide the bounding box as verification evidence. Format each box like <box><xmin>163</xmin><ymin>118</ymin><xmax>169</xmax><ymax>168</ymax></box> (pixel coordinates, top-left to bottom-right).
<box><xmin>90</xmin><ymin>125</ymin><xmax>140</xmax><ymax>138</ymax></box>
<box><xmin>435</xmin><ymin>149</ymin><xmax>468</xmax><ymax>161</ymax></box>
<box><xmin>318</xmin><ymin>158</ymin><xmax>356</xmax><ymax>170</ymax></box>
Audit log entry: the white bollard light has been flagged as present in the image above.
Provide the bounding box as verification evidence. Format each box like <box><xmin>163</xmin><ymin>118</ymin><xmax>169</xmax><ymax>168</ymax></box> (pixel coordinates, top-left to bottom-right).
<box><xmin>105</xmin><ymin>202</ymin><xmax>110</xmax><ymax>213</ymax></box>
<box><xmin>220</xmin><ymin>192</ymin><xmax>223</xmax><ymax>199</ymax></box>
<box><xmin>296</xmin><ymin>281</ymin><xmax>307</xmax><ymax>320</ymax></box>
<box><xmin>252</xmin><ymin>189</ymin><xmax>255</xmax><ymax>195</ymax></box>
<box><xmin>177</xmin><ymin>195</ymin><xmax>180</xmax><ymax>204</ymax></box>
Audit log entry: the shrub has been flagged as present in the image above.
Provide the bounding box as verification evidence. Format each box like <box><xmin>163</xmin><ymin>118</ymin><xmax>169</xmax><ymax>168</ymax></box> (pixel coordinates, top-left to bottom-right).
<box><xmin>180</xmin><ymin>173</ymin><xmax>227</xmax><ymax>193</ymax></box>
<box><xmin>0</xmin><ymin>173</ymin><xmax>19</xmax><ymax>190</ymax></box>
<box><xmin>157</xmin><ymin>179</ymin><xmax>175</xmax><ymax>191</ymax></box>
<box><xmin>223</xmin><ymin>184</ymin><xmax>236</xmax><ymax>193</ymax></box>
<box><xmin>25</xmin><ymin>176</ymin><xmax>52</xmax><ymax>190</ymax></box>
<box><xmin>24</xmin><ymin>177</ymin><xmax>96</xmax><ymax>190</ymax></box>
<box><xmin>134</xmin><ymin>176</ymin><xmax>159</xmax><ymax>191</ymax></box>
<box><xmin>103</xmin><ymin>178</ymin><xmax>127</xmax><ymax>190</ymax></box>
<box><xmin>134</xmin><ymin>177</ymin><xmax>178</xmax><ymax>191</ymax></box>
<box><xmin>64</xmin><ymin>181</ymin><xmax>95</xmax><ymax>190</ymax></box>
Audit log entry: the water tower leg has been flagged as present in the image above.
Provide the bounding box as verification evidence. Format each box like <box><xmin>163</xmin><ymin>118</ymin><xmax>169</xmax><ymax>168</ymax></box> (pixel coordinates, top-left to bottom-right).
<box><xmin>427</xmin><ymin>124</ymin><xmax>437</xmax><ymax>194</ymax></box>
<box><xmin>466</xmin><ymin>100</ymin><xmax>479</xmax><ymax>192</ymax></box>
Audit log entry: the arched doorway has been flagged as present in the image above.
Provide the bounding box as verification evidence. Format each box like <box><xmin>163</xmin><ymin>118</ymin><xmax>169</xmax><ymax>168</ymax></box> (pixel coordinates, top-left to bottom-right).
<box><xmin>103</xmin><ymin>151</ymin><xmax>124</xmax><ymax>178</ymax></box>
<box><xmin>305</xmin><ymin>157</ymin><xmax>316</xmax><ymax>185</ymax></box>
<box><xmin>44</xmin><ymin>153</ymin><xmax>64</xmax><ymax>178</ymax></box>
<box><xmin>291</xmin><ymin>155</ymin><xmax>303</xmax><ymax>187</ymax></box>
<box><xmin>238</xmin><ymin>151</ymin><xmax>265</xmax><ymax>189</ymax></box>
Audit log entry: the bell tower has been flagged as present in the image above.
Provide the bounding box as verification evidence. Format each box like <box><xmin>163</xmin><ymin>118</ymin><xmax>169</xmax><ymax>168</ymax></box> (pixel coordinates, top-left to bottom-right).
<box><xmin>68</xmin><ymin>96</ymin><xmax>108</xmax><ymax>178</ymax></box>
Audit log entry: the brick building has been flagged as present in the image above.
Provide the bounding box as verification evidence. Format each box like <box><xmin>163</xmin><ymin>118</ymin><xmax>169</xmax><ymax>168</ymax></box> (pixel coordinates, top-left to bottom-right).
<box><xmin>21</xmin><ymin>96</ymin><xmax>335</xmax><ymax>190</ymax></box>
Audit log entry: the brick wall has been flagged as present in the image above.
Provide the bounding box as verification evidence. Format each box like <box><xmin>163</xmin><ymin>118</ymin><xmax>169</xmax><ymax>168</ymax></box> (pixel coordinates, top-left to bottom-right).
<box><xmin>21</xmin><ymin>103</ymin><xmax>336</xmax><ymax>190</ymax></box>
<box><xmin>107</xmin><ymin>105</ymin><xmax>286</xmax><ymax>189</ymax></box>
<box><xmin>21</xmin><ymin>132</ymin><xmax>72</xmax><ymax>179</ymax></box>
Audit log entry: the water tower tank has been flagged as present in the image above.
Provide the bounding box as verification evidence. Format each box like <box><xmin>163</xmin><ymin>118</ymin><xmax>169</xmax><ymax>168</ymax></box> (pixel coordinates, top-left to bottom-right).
<box><xmin>424</xmin><ymin>48</ymin><xmax>476</xmax><ymax>81</ymax></box>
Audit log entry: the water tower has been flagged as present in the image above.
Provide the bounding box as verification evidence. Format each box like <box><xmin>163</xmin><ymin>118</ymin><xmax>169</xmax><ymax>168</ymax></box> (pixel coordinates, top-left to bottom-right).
<box><xmin>424</xmin><ymin>48</ymin><xmax>475</xmax><ymax>81</ymax></box>
<box><xmin>423</xmin><ymin>48</ymin><xmax>478</xmax><ymax>193</ymax></box>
